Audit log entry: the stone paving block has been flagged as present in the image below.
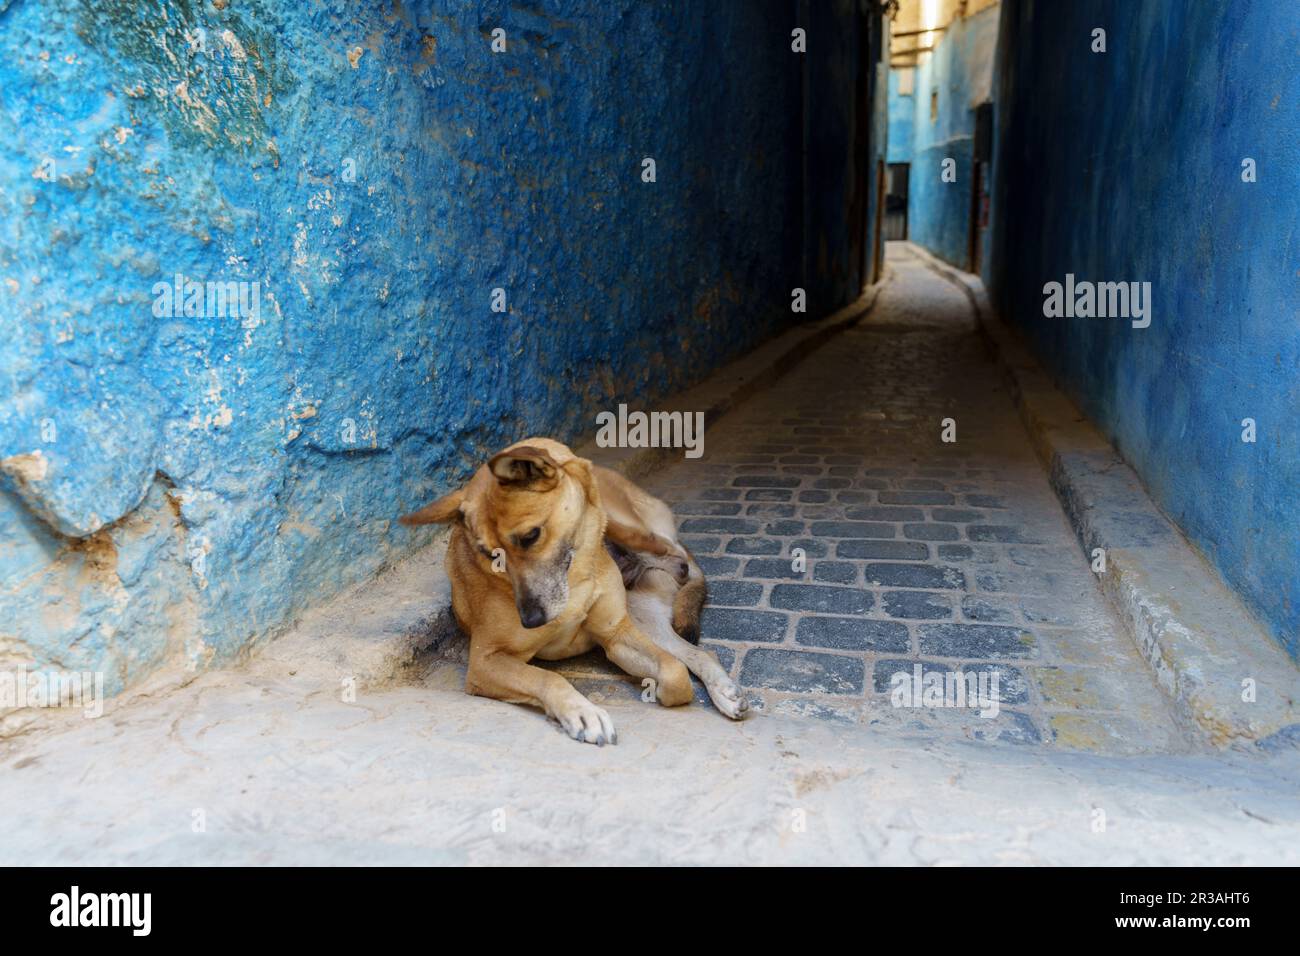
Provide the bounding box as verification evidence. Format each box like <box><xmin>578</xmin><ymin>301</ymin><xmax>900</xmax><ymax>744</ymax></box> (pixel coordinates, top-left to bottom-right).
<box><xmin>903</xmin><ymin>522</ymin><xmax>959</xmax><ymax>541</ymax></box>
<box><xmin>741</xmin><ymin>557</ymin><xmax>803</xmax><ymax>579</ymax></box>
<box><xmin>725</xmin><ymin>537</ymin><xmax>782</xmax><ymax>556</ymax></box>
<box><xmin>680</xmin><ymin>517</ymin><xmax>761</xmax><ymax>534</ymax></box>
<box><xmin>812</xmin><ymin>477</ymin><xmax>852</xmax><ymax>489</ymax></box>
<box><xmin>765</xmin><ymin>520</ymin><xmax>806</xmax><ymax>536</ymax></box>
<box><xmin>705</xmin><ymin>580</ymin><xmax>764</xmax><ymax>607</ymax></box>
<box><xmin>676</xmin><ymin>501</ymin><xmax>742</xmax><ymax>516</ymax></box>
<box><xmin>813</xmin><ymin>561</ymin><xmax>858</xmax><ymax>584</ymax></box>
<box><xmin>797</xmin><ymin>505</ymin><xmax>840</xmax><ymax>520</ymax></box>
<box><xmin>853</xmin><ymin>478</ymin><xmax>891</xmax><ymax>490</ymax></box>
<box><xmin>933</xmin><ymin>508</ymin><xmax>984</xmax><ymax>523</ymax></box>
<box><xmin>697</xmin><ymin>488</ymin><xmax>742</xmax><ymax>501</ymax></box>
<box><xmin>798</xmin><ymin>490</ymin><xmax>832</xmax><ymax>503</ymax></box>
<box><xmin>739</xmin><ymin>647</ymin><xmax>866</xmax><ymax>694</ymax></box>
<box><xmin>845</xmin><ymin>505</ymin><xmax>925</xmax><ymax>521</ymax></box>
<box><xmin>879</xmin><ymin>491</ymin><xmax>955</xmax><ymax>505</ymax></box>
<box><xmin>699</xmin><ymin>608</ymin><xmax>788</xmax><ymax>643</ymax></box>
<box><xmin>968</xmin><ymin>524</ymin><xmax>1039</xmax><ymax>543</ymax></box>
<box><xmin>696</xmin><ymin>556</ymin><xmax>741</xmax><ymax>576</ymax></box>
<box><xmin>746</xmin><ymin>503</ymin><xmax>796</xmax><ymax>518</ymax></box>
<box><xmin>881</xmin><ymin>590</ymin><xmax>954</xmax><ymax>620</ymax></box>
<box><xmin>938</xmin><ymin>543</ymin><xmax>1001</xmax><ymax>563</ymax></box>
<box><xmin>680</xmin><ymin>535</ymin><xmax>721</xmax><ymax>554</ymax></box>
<box><xmin>744</xmin><ymin>488</ymin><xmax>793</xmax><ymax>501</ymax></box>
<box><xmin>918</xmin><ymin>623</ymin><xmax>1038</xmax><ymax>659</ymax></box>
<box><xmin>733</xmin><ymin>475</ymin><xmax>801</xmax><ymax>488</ymax></box>
<box><xmin>770</xmin><ymin>583</ymin><xmax>874</xmax><ymax>615</ymax></box>
<box><xmin>838</xmin><ymin>539</ymin><xmax>930</xmax><ymax>560</ymax></box>
<box><xmin>795</xmin><ymin>616</ymin><xmax>910</xmax><ymax>652</ymax></box>
<box><xmin>809</xmin><ymin>520</ymin><xmax>895</xmax><ymax>539</ymax></box>
<box><xmin>864</xmin><ymin>562</ymin><xmax>965</xmax><ymax>589</ymax></box>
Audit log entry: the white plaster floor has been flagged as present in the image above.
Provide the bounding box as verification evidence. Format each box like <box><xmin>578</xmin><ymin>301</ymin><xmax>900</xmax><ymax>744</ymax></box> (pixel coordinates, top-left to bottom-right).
<box><xmin>3</xmin><ymin>652</ymin><xmax>1299</xmax><ymax>865</ymax></box>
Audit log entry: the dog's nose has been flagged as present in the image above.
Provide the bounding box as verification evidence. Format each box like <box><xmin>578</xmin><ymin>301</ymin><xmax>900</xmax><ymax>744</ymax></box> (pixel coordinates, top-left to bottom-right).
<box><xmin>519</xmin><ymin>602</ymin><xmax>549</xmax><ymax>629</ymax></box>
<box><xmin>676</xmin><ymin>559</ymin><xmax>690</xmax><ymax>582</ymax></box>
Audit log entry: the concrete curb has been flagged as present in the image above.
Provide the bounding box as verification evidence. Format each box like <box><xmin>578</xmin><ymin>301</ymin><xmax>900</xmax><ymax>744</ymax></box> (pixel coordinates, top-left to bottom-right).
<box><xmin>262</xmin><ymin>279</ymin><xmax>891</xmax><ymax>688</ymax></box>
<box><xmin>907</xmin><ymin>242</ymin><xmax>1300</xmax><ymax>749</ymax></box>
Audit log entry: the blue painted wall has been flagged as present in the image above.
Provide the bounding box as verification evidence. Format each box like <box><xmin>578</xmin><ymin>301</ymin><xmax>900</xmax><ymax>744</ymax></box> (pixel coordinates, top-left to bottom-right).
<box><xmin>904</xmin><ymin>4</ymin><xmax>999</xmax><ymax>269</ymax></box>
<box><xmin>0</xmin><ymin>0</ymin><xmax>865</xmax><ymax>690</ymax></box>
<box><xmin>989</xmin><ymin>0</ymin><xmax>1300</xmax><ymax>660</ymax></box>
<box><xmin>886</xmin><ymin>68</ymin><xmax>914</xmax><ymax>164</ymax></box>
<box><xmin>803</xmin><ymin>0</ymin><xmax>887</xmax><ymax>309</ymax></box>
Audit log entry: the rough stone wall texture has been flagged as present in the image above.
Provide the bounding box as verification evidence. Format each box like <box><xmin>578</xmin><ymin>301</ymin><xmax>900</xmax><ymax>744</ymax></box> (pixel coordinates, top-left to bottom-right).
<box><xmin>904</xmin><ymin>3</ymin><xmax>998</xmax><ymax>270</ymax></box>
<box><xmin>0</xmin><ymin>0</ymin><xmax>843</xmax><ymax>690</ymax></box>
<box><xmin>990</xmin><ymin>0</ymin><xmax>1300</xmax><ymax>661</ymax></box>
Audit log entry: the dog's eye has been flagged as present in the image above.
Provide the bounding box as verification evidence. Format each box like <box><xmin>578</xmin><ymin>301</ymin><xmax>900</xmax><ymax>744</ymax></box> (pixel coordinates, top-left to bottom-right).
<box><xmin>518</xmin><ymin>527</ymin><xmax>541</xmax><ymax>548</ymax></box>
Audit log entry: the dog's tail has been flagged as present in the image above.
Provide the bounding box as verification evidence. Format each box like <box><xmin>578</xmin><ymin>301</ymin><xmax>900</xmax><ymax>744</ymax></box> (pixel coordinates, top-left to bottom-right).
<box><xmin>671</xmin><ymin>550</ymin><xmax>707</xmax><ymax>644</ymax></box>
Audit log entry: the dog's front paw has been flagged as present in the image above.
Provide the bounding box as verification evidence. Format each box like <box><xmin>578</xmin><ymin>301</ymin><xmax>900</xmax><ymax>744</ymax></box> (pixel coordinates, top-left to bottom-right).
<box><xmin>555</xmin><ymin>698</ymin><xmax>617</xmax><ymax>746</ymax></box>
<box><xmin>707</xmin><ymin>676</ymin><xmax>749</xmax><ymax>720</ymax></box>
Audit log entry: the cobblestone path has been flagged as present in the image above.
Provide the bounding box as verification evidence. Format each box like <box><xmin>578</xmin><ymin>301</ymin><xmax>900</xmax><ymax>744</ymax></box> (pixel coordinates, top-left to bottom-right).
<box><xmin>637</xmin><ymin>244</ymin><xmax>1190</xmax><ymax>754</ymax></box>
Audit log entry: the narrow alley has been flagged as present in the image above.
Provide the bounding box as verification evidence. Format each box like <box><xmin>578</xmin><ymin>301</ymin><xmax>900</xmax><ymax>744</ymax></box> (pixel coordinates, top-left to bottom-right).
<box><xmin>2</xmin><ymin>0</ymin><xmax>1297</xmax><ymax>881</ymax></box>
<box><xmin>642</xmin><ymin>244</ymin><xmax>1188</xmax><ymax>752</ymax></box>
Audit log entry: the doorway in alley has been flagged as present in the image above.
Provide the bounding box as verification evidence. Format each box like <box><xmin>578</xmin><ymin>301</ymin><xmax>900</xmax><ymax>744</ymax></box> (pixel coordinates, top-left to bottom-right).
<box><xmin>884</xmin><ymin>162</ymin><xmax>910</xmax><ymax>240</ymax></box>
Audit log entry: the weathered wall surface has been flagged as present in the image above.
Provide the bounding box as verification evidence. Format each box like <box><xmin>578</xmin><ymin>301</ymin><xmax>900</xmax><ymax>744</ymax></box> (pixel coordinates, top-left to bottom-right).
<box><xmin>802</xmin><ymin>0</ymin><xmax>889</xmax><ymax>309</ymax></box>
<box><xmin>0</xmin><ymin>0</ymin><xmax>816</xmax><ymax>689</ymax></box>
<box><xmin>990</xmin><ymin>0</ymin><xmax>1300</xmax><ymax>660</ymax></box>
<box><xmin>904</xmin><ymin>3</ymin><xmax>998</xmax><ymax>269</ymax></box>
<box><xmin>886</xmin><ymin>68</ymin><xmax>914</xmax><ymax>164</ymax></box>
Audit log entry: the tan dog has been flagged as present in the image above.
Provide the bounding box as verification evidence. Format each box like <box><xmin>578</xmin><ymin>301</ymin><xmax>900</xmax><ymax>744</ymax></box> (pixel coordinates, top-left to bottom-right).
<box><xmin>399</xmin><ymin>438</ymin><xmax>745</xmax><ymax>744</ymax></box>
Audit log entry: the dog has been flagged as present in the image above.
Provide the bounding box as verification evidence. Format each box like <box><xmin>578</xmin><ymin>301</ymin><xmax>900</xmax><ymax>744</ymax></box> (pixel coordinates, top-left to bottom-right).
<box><xmin>399</xmin><ymin>437</ymin><xmax>746</xmax><ymax>744</ymax></box>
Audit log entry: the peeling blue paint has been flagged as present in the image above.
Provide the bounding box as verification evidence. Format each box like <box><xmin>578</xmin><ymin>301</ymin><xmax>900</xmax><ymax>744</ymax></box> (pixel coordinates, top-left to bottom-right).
<box><xmin>0</xmin><ymin>0</ymin><xmax>855</xmax><ymax>689</ymax></box>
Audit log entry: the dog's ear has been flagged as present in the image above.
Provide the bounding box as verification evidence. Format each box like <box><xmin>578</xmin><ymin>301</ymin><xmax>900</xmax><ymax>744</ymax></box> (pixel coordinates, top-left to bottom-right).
<box><xmin>563</xmin><ymin>457</ymin><xmax>600</xmax><ymax>508</ymax></box>
<box><xmin>398</xmin><ymin>487</ymin><xmax>464</xmax><ymax>525</ymax></box>
<box><xmin>488</xmin><ymin>445</ymin><xmax>559</xmax><ymax>491</ymax></box>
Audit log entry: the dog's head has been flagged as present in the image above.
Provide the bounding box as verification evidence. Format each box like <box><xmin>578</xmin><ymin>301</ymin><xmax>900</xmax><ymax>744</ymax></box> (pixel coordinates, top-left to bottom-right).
<box><xmin>398</xmin><ymin>439</ymin><xmax>599</xmax><ymax>629</ymax></box>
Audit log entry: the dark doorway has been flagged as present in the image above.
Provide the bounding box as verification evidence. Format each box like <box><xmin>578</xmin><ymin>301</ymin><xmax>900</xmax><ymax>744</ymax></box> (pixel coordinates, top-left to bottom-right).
<box><xmin>884</xmin><ymin>162</ymin><xmax>910</xmax><ymax>240</ymax></box>
<box><xmin>969</xmin><ymin>102</ymin><xmax>993</xmax><ymax>274</ymax></box>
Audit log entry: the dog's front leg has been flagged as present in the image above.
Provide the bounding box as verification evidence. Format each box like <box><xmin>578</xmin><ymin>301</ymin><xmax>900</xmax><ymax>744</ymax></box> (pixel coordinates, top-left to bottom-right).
<box><xmin>591</xmin><ymin>615</ymin><xmax>694</xmax><ymax>708</ymax></box>
<box><xmin>467</xmin><ymin>646</ymin><xmax>616</xmax><ymax>745</ymax></box>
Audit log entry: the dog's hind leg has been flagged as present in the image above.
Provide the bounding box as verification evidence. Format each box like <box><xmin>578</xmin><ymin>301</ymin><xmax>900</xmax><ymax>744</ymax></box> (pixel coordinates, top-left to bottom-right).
<box><xmin>590</xmin><ymin>615</ymin><xmax>694</xmax><ymax>708</ymax></box>
<box><xmin>628</xmin><ymin>573</ymin><xmax>748</xmax><ymax>720</ymax></box>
